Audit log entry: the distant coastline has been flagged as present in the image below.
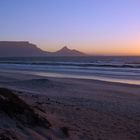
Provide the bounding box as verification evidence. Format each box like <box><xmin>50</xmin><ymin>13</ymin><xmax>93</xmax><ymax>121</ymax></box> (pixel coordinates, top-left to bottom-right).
<box><xmin>0</xmin><ymin>41</ymin><xmax>85</xmax><ymax>57</ymax></box>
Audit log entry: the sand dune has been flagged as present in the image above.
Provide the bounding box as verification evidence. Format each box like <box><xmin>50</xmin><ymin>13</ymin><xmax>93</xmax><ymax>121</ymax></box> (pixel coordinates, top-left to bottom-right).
<box><xmin>0</xmin><ymin>88</ymin><xmax>69</xmax><ymax>140</ymax></box>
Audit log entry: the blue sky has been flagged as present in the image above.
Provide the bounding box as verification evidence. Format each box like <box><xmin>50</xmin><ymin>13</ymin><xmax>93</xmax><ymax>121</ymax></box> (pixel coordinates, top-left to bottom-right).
<box><xmin>0</xmin><ymin>0</ymin><xmax>140</xmax><ymax>55</ymax></box>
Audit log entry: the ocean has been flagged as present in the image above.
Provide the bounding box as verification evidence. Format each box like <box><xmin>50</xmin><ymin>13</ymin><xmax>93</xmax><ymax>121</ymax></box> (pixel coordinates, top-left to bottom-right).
<box><xmin>0</xmin><ymin>56</ymin><xmax>140</xmax><ymax>85</ymax></box>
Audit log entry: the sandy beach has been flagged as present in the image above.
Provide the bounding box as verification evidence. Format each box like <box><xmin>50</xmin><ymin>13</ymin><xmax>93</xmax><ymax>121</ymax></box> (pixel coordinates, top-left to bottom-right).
<box><xmin>0</xmin><ymin>71</ymin><xmax>140</xmax><ymax>140</ymax></box>
<box><xmin>1</xmin><ymin>0</ymin><xmax>140</xmax><ymax>139</ymax></box>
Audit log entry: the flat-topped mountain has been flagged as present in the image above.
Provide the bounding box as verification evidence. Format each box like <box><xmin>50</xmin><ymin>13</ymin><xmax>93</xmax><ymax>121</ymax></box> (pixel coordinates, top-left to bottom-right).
<box><xmin>0</xmin><ymin>41</ymin><xmax>85</xmax><ymax>57</ymax></box>
<box><xmin>0</xmin><ymin>41</ymin><xmax>49</xmax><ymax>57</ymax></box>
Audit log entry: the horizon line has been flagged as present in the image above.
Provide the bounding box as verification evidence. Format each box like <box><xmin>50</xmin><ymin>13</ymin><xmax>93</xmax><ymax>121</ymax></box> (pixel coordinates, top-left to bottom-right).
<box><xmin>0</xmin><ymin>40</ymin><xmax>140</xmax><ymax>56</ymax></box>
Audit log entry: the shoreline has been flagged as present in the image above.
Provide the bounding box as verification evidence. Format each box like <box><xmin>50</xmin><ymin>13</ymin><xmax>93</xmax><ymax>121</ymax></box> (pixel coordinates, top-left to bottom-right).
<box><xmin>0</xmin><ymin>69</ymin><xmax>140</xmax><ymax>86</ymax></box>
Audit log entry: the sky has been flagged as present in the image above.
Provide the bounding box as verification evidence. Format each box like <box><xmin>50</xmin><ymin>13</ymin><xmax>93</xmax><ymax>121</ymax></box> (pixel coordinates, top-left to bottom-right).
<box><xmin>0</xmin><ymin>0</ymin><xmax>140</xmax><ymax>55</ymax></box>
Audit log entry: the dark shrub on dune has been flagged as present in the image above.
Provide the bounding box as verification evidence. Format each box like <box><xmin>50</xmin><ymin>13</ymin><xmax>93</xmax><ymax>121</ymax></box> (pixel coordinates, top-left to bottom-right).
<box><xmin>0</xmin><ymin>88</ymin><xmax>51</xmax><ymax>128</ymax></box>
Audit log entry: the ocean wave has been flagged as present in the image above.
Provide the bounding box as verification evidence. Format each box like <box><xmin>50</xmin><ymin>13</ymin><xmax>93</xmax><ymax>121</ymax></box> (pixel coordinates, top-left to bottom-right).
<box><xmin>0</xmin><ymin>61</ymin><xmax>140</xmax><ymax>68</ymax></box>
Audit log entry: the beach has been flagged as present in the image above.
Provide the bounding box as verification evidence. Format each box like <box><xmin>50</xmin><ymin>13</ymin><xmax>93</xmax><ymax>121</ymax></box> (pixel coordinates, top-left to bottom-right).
<box><xmin>1</xmin><ymin>0</ymin><xmax>140</xmax><ymax>139</ymax></box>
<box><xmin>0</xmin><ymin>71</ymin><xmax>140</xmax><ymax>140</ymax></box>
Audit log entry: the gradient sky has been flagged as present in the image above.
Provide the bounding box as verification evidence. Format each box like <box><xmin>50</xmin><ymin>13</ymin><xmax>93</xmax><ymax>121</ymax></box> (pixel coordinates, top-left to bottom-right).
<box><xmin>0</xmin><ymin>0</ymin><xmax>140</xmax><ymax>55</ymax></box>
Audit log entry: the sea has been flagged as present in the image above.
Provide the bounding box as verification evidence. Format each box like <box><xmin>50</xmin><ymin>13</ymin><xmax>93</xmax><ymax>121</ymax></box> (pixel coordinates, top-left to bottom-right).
<box><xmin>0</xmin><ymin>56</ymin><xmax>140</xmax><ymax>85</ymax></box>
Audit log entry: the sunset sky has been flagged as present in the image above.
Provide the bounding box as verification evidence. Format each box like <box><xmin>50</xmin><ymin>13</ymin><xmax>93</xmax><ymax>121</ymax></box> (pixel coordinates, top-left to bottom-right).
<box><xmin>0</xmin><ymin>0</ymin><xmax>140</xmax><ymax>55</ymax></box>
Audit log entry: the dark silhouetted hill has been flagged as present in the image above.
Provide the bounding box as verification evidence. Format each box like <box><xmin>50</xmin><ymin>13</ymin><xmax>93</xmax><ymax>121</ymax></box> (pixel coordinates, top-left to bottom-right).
<box><xmin>0</xmin><ymin>41</ymin><xmax>85</xmax><ymax>57</ymax></box>
<box><xmin>0</xmin><ymin>41</ymin><xmax>49</xmax><ymax>57</ymax></box>
<box><xmin>54</xmin><ymin>46</ymin><xmax>85</xmax><ymax>56</ymax></box>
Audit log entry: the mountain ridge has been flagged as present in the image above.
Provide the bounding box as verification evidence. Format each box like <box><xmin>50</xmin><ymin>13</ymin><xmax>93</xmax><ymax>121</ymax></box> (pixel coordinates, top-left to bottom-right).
<box><xmin>54</xmin><ymin>46</ymin><xmax>85</xmax><ymax>56</ymax></box>
<box><xmin>0</xmin><ymin>41</ymin><xmax>85</xmax><ymax>57</ymax></box>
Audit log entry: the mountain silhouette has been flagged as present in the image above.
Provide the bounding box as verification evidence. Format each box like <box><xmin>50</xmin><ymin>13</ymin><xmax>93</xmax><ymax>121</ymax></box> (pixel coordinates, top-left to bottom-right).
<box><xmin>0</xmin><ymin>41</ymin><xmax>49</xmax><ymax>57</ymax></box>
<box><xmin>54</xmin><ymin>46</ymin><xmax>85</xmax><ymax>56</ymax></box>
<box><xmin>0</xmin><ymin>41</ymin><xmax>85</xmax><ymax>57</ymax></box>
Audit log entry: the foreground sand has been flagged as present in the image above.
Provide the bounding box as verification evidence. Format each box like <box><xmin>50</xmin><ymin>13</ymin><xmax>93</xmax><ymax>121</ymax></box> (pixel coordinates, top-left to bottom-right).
<box><xmin>0</xmin><ymin>71</ymin><xmax>140</xmax><ymax>140</ymax></box>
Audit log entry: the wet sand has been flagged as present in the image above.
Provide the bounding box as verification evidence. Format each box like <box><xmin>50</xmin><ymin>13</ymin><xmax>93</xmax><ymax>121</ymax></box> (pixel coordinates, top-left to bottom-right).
<box><xmin>0</xmin><ymin>71</ymin><xmax>140</xmax><ymax>140</ymax></box>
